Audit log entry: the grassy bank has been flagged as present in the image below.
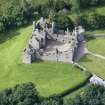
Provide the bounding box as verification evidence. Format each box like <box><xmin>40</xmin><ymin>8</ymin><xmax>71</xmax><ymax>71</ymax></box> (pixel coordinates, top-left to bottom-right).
<box><xmin>79</xmin><ymin>55</ymin><xmax>105</xmax><ymax>79</ymax></box>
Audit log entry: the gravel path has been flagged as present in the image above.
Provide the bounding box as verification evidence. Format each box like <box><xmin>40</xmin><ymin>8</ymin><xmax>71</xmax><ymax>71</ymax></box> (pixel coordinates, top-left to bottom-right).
<box><xmin>88</xmin><ymin>51</ymin><xmax>105</xmax><ymax>60</ymax></box>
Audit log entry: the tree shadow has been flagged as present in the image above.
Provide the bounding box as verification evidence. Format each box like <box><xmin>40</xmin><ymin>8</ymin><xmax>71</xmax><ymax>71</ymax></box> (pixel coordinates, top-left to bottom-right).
<box><xmin>84</xmin><ymin>33</ymin><xmax>96</xmax><ymax>42</ymax></box>
<box><xmin>0</xmin><ymin>28</ymin><xmax>21</xmax><ymax>44</ymax></box>
<box><xmin>79</xmin><ymin>55</ymin><xmax>93</xmax><ymax>62</ymax></box>
<box><xmin>32</xmin><ymin>59</ymin><xmax>44</xmax><ymax>64</ymax></box>
<box><xmin>50</xmin><ymin>75</ymin><xmax>91</xmax><ymax>98</ymax></box>
<box><xmin>0</xmin><ymin>25</ymin><xmax>31</xmax><ymax>44</ymax></box>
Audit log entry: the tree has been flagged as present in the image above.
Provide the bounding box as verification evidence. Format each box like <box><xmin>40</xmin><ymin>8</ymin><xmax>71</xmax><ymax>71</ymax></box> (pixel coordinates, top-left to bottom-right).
<box><xmin>21</xmin><ymin>0</ymin><xmax>34</xmax><ymax>21</ymax></box>
<box><xmin>66</xmin><ymin>84</ymin><xmax>105</xmax><ymax>105</ymax></box>
<box><xmin>0</xmin><ymin>88</ymin><xmax>12</xmax><ymax>105</ymax></box>
<box><xmin>71</xmin><ymin>0</ymin><xmax>80</xmax><ymax>13</ymax></box>
<box><xmin>11</xmin><ymin>82</ymin><xmax>40</xmax><ymax>105</ymax></box>
<box><xmin>41</xmin><ymin>96</ymin><xmax>63</xmax><ymax>105</ymax></box>
<box><xmin>53</xmin><ymin>12</ymin><xmax>74</xmax><ymax>31</ymax></box>
<box><xmin>0</xmin><ymin>22</ymin><xmax>5</xmax><ymax>32</ymax></box>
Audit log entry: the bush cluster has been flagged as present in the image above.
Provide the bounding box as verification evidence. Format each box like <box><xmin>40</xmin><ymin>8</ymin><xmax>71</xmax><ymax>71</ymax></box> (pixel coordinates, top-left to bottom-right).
<box><xmin>0</xmin><ymin>0</ymin><xmax>35</xmax><ymax>32</ymax></box>
<box><xmin>67</xmin><ymin>84</ymin><xmax>105</xmax><ymax>105</ymax></box>
<box><xmin>1</xmin><ymin>82</ymin><xmax>105</xmax><ymax>105</ymax></box>
<box><xmin>0</xmin><ymin>0</ymin><xmax>73</xmax><ymax>33</ymax></box>
<box><xmin>0</xmin><ymin>82</ymin><xmax>63</xmax><ymax>105</ymax></box>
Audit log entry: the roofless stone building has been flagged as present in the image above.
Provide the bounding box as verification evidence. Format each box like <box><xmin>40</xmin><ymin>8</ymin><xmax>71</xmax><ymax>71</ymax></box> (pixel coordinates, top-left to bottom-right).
<box><xmin>22</xmin><ymin>17</ymin><xmax>86</xmax><ymax>64</ymax></box>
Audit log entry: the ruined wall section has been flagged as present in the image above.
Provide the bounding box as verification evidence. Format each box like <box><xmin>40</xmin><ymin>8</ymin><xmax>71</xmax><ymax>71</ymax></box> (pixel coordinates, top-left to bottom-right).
<box><xmin>22</xmin><ymin>17</ymin><xmax>86</xmax><ymax>64</ymax></box>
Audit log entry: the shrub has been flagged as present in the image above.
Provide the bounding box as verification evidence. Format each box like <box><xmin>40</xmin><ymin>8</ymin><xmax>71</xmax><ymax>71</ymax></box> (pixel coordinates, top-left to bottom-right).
<box><xmin>0</xmin><ymin>82</ymin><xmax>63</xmax><ymax>105</ymax></box>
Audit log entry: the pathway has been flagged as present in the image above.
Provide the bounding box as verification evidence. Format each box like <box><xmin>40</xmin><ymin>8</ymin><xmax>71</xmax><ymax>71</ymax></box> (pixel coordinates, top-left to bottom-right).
<box><xmin>88</xmin><ymin>51</ymin><xmax>105</xmax><ymax>60</ymax></box>
<box><xmin>94</xmin><ymin>34</ymin><xmax>105</xmax><ymax>38</ymax></box>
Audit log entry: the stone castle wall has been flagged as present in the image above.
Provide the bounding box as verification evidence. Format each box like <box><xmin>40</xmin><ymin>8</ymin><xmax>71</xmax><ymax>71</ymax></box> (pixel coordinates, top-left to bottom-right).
<box><xmin>35</xmin><ymin>49</ymin><xmax>74</xmax><ymax>63</ymax></box>
<box><xmin>22</xmin><ymin>18</ymin><xmax>86</xmax><ymax>64</ymax></box>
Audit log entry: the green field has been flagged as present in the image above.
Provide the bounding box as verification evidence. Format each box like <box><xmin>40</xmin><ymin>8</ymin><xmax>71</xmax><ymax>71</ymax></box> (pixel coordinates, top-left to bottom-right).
<box><xmin>87</xmin><ymin>38</ymin><xmax>105</xmax><ymax>56</ymax></box>
<box><xmin>86</xmin><ymin>29</ymin><xmax>105</xmax><ymax>34</ymax></box>
<box><xmin>79</xmin><ymin>55</ymin><xmax>105</xmax><ymax>79</ymax></box>
<box><xmin>0</xmin><ymin>25</ymin><xmax>87</xmax><ymax>97</ymax></box>
<box><xmin>80</xmin><ymin>38</ymin><xmax>105</xmax><ymax>79</ymax></box>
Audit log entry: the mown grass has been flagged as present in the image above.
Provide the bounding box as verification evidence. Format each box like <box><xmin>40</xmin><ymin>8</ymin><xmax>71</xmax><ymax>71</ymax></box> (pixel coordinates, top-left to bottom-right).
<box><xmin>86</xmin><ymin>30</ymin><xmax>105</xmax><ymax>34</ymax></box>
<box><xmin>0</xmin><ymin>25</ymin><xmax>87</xmax><ymax>97</ymax></box>
<box><xmin>79</xmin><ymin>55</ymin><xmax>105</xmax><ymax>79</ymax></box>
<box><xmin>87</xmin><ymin>38</ymin><xmax>105</xmax><ymax>56</ymax></box>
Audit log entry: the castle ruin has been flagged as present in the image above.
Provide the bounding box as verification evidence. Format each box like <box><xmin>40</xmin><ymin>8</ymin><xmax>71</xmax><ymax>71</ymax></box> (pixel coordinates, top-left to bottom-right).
<box><xmin>22</xmin><ymin>17</ymin><xmax>86</xmax><ymax>64</ymax></box>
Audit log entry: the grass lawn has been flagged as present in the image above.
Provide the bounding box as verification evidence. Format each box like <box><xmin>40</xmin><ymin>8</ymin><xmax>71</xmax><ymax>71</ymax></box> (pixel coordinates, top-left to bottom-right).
<box><xmin>86</xmin><ymin>30</ymin><xmax>105</xmax><ymax>35</ymax></box>
<box><xmin>87</xmin><ymin>38</ymin><xmax>105</xmax><ymax>56</ymax></box>
<box><xmin>0</xmin><ymin>25</ymin><xmax>87</xmax><ymax>97</ymax></box>
<box><xmin>79</xmin><ymin>55</ymin><xmax>105</xmax><ymax>79</ymax></box>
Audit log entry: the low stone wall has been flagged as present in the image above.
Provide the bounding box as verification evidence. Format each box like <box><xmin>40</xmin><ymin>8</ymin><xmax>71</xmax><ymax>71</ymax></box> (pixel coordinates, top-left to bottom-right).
<box><xmin>74</xmin><ymin>63</ymin><xmax>87</xmax><ymax>71</ymax></box>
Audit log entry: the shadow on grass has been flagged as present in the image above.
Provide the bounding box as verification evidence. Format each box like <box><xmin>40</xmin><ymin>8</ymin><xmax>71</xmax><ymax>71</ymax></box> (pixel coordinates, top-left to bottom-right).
<box><xmin>79</xmin><ymin>55</ymin><xmax>93</xmax><ymax>62</ymax></box>
<box><xmin>84</xmin><ymin>33</ymin><xmax>96</xmax><ymax>42</ymax></box>
<box><xmin>0</xmin><ymin>28</ymin><xmax>21</xmax><ymax>44</ymax></box>
<box><xmin>16</xmin><ymin>59</ymin><xmax>44</xmax><ymax>67</ymax></box>
<box><xmin>50</xmin><ymin>74</ymin><xmax>92</xmax><ymax>98</ymax></box>
<box><xmin>0</xmin><ymin>25</ymin><xmax>31</xmax><ymax>44</ymax></box>
<box><xmin>32</xmin><ymin>59</ymin><xmax>44</xmax><ymax>63</ymax></box>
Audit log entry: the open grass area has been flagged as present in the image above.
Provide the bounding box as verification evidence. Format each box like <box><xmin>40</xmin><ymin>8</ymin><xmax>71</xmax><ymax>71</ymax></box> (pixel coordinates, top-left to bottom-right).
<box><xmin>87</xmin><ymin>38</ymin><xmax>105</xmax><ymax>56</ymax></box>
<box><xmin>0</xmin><ymin>25</ymin><xmax>87</xmax><ymax>97</ymax></box>
<box><xmin>79</xmin><ymin>55</ymin><xmax>105</xmax><ymax>79</ymax></box>
<box><xmin>86</xmin><ymin>30</ymin><xmax>105</xmax><ymax>34</ymax></box>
